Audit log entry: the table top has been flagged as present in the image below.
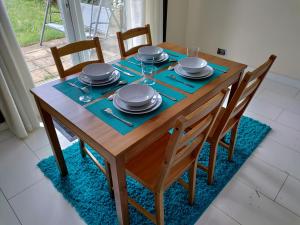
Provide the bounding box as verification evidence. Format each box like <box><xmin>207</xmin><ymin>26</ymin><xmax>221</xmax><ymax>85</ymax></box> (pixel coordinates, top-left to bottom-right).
<box><xmin>31</xmin><ymin>42</ymin><xmax>247</xmax><ymax>161</ymax></box>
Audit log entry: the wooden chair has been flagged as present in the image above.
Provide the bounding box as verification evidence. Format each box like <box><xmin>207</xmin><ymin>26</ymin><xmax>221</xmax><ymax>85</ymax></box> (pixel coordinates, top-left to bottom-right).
<box><xmin>50</xmin><ymin>38</ymin><xmax>113</xmax><ymax>193</ymax></box>
<box><xmin>125</xmin><ymin>89</ymin><xmax>228</xmax><ymax>225</ymax></box>
<box><xmin>50</xmin><ymin>37</ymin><xmax>104</xmax><ymax>78</ymax></box>
<box><xmin>197</xmin><ymin>55</ymin><xmax>277</xmax><ymax>185</ymax></box>
<box><xmin>116</xmin><ymin>24</ymin><xmax>152</xmax><ymax>58</ymax></box>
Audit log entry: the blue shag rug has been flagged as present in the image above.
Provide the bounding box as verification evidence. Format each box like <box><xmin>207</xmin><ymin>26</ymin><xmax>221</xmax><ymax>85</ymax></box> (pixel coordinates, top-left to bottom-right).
<box><xmin>38</xmin><ymin>116</ymin><xmax>270</xmax><ymax>225</ymax></box>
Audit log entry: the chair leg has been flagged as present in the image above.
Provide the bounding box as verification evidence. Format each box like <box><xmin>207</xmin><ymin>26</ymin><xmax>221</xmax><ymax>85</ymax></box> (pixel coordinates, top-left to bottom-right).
<box><xmin>188</xmin><ymin>164</ymin><xmax>197</xmax><ymax>205</ymax></box>
<box><xmin>154</xmin><ymin>192</ymin><xmax>164</xmax><ymax>225</ymax></box>
<box><xmin>79</xmin><ymin>139</ymin><xmax>86</xmax><ymax>157</ymax></box>
<box><xmin>208</xmin><ymin>142</ymin><xmax>218</xmax><ymax>185</ymax></box>
<box><xmin>105</xmin><ymin>161</ymin><xmax>114</xmax><ymax>196</ymax></box>
<box><xmin>228</xmin><ymin>122</ymin><xmax>239</xmax><ymax>161</ymax></box>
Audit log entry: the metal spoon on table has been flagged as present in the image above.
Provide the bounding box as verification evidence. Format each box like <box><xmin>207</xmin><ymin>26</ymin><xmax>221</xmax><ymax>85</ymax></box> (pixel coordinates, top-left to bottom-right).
<box><xmin>101</xmin><ymin>80</ymin><xmax>128</xmax><ymax>95</ymax></box>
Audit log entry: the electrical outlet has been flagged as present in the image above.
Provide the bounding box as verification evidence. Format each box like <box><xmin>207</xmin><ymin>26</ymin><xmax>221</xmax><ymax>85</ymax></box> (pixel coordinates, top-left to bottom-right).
<box><xmin>217</xmin><ymin>48</ymin><xmax>226</xmax><ymax>56</ymax></box>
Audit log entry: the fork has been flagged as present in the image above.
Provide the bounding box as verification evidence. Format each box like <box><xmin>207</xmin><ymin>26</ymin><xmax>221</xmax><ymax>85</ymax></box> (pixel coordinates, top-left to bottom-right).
<box><xmin>104</xmin><ymin>108</ymin><xmax>133</xmax><ymax>127</ymax></box>
<box><xmin>67</xmin><ymin>82</ymin><xmax>89</xmax><ymax>94</ymax></box>
<box><xmin>167</xmin><ymin>75</ymin><xmax>195</xmax><ymax>88</ymax></box>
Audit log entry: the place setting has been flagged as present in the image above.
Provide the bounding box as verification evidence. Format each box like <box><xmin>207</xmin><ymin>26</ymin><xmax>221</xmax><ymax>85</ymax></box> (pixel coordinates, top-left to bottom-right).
<box><xmin>118</xmin><ymin>45</ymin><xmax>186</xmax><ymax>73</ymax></box>
<box><xmin>54</xmin><ymin>62</ymin><xmax>140</xmax><ymax>105</ymax></box>
<box><xmin>154</xmin><ymin>48</ymin><xmax>229</xmax><ymax>94</ymax></box>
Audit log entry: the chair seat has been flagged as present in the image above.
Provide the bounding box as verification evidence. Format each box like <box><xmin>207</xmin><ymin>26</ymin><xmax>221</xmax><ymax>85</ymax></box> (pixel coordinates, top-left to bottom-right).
<box><xmin>125</xmin><ymin>133</ymin><xmax>195</xmax><ymax>191</ymax></box>
<box><xmin>208</xmin><ymin>107</ymin><xmax>240</xmax><ymax>140</ymax></box>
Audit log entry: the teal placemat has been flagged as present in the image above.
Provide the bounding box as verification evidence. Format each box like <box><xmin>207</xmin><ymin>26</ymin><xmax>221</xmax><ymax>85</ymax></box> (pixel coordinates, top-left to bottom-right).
<box><xmin>118</xmin><ymin>49</ymin><xmax>187</xmax><ymax>74</ymax></box>
<box><xmin>53</xmin><ymin>66</ymin><xmax>141</xmax><ymax>105</ymax></box>
<box><xmin>154</xmin><ymin>63</ymin><xmax>229</xmax><ymax>94</ymax></box>
<box><xmin>86</xmin><ymin>83</ymin><xmax>186</xmax><ymax>135</ymax></box>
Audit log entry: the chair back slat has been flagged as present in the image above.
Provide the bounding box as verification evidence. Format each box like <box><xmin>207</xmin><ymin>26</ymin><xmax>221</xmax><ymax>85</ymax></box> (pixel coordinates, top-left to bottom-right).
<box><xmin>212</xmin><ymin>55</ymin><xmax>277</xmax><ymax>139</ymax></box>
<box><xmin>117</xmin><ymin>24</ymin><xmax>152</xmax><ymax>58</ymax></box>
<box><xmin>51</xmin><ymin>37</ymin><xmax>104</xmax><ymax>78</ymax></box>
<box><xmin>156</xmin><ymin>89</ymin><xmax>228</xmax><ymax>189</ymax></box>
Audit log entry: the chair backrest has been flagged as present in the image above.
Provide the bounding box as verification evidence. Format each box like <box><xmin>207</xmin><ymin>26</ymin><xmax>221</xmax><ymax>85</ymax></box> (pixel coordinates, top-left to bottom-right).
<box><xmin>157</xmin><ymin>89</ymin><xmax>228</xmax><ymax>189</ymax></box>
<box><xmin>51</xmin><ymin>37</ymin><xmax>104</xmax><ymax>78</ymax></box>
<box><xmin>116</xmin><ymin>24</ymin><xmax>152</xmax><ymax>58</ymax></box>
<box><xmin>212</xmin><ymin>55</ymin><xmax>277</xmax><ymax>139</ymax></box>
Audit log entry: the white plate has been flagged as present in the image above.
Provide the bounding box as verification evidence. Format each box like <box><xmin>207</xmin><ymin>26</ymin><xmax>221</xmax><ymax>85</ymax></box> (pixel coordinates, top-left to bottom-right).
<box><xmin>178</xmin><ymin>57</ymin><xmax>207</xmax><ymax>73</ymax></box>
<box><xmin>135</xmin><ymin>52</ymin><xmax>169</xmax><ymax>64</ymax></box>
<box><xmin>82</xmin><ymin>63</ymin><xmax>115</xmax><ymax>80</ymax></box>
<box><xmin>174</xmin><ymin>64</ymin><xmax>214</xmax><ymax>79</ymax></box>
<box><xmin>116</xmin><ymin>84</ymin><xmax>155</xmax><ymax>107</ymax></box>
<box><xmin>113</xmin><ymin>92</ymin><xmax>159</xmax><ymax>112</ymax></box>
<box><xmin>78</xmin><ymin>71</ymin><xmax>120</xmax><ymax>86</ymax></box>
<box><xmin>138</xmin><ymin>46</ymin><xmax>164</xmax><ymax>59</ymax></box>
<box><xmin>113</xmin><ymin>93</ymin><xmax>162</xmax><ymax>114</ymax></box>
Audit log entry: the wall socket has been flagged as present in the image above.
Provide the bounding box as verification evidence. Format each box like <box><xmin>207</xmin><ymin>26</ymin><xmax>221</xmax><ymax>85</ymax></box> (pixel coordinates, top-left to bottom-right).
<box><xmin>217</xmin><ymin>48</ymin><xmax>226</xmax><ymax>56</ymax></box>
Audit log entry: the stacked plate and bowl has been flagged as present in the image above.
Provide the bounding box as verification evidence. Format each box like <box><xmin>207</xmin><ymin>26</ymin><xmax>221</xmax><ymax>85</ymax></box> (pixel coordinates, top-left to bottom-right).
<box><xmin>113</xmin><ymin>84</ymin><xmax>162</xmax><ymax>115</ymax></box>
<box><xmin>135</xmin><ymin>46</ymin><xmax>169</xmax><ymax>64</ymax></box>
<box><xmin>174</xmin><ymin>57</ymin><xmax>214</xmax><ymax>79</ymax></box>
<box><xmin>79</xmin><ymin>63</ymin><xmax>120</xmax><ymax>86</ymax></box>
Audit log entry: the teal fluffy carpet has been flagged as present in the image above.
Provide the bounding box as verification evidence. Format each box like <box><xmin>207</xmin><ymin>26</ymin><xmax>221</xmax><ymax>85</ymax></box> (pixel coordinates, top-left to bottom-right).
<box><xmin>38</xmin><ymin>116</ymin><xmax>270</xmax><ymax>225</ymax></box>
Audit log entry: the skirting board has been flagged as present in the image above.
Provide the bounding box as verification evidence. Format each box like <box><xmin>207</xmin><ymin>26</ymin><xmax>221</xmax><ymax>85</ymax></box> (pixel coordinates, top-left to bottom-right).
<box><xmin>247</xmin><ymin>66</ymin><xmax>300</xmax><ymax>89</ymax></box>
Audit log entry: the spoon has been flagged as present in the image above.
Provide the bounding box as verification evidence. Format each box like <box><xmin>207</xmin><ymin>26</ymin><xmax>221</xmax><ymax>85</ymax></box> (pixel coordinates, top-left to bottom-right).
<box><xmin>168</xmin><ymin>66</ymin><xmax>175</xmax><ymax>71</ymax></box>
<box><xmin>101</xmin><ymin>80</ymin><xmax>128</xmax><ymax>95</ymax></box>
<box><xmin>107</xmin><ymin>93</ymin><xmax>116</xmax><ymax>101</ymax></box>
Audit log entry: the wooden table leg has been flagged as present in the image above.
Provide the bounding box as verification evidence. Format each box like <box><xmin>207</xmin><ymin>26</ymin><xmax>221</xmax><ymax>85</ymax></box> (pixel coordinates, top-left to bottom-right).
<box><xmin>110</xmin><ymin>156</ymin><xmax>129</xmax><ymax>225</ymax></box>
<box><xmin>34</xmin><ymin>97</ymin><xmax>68</xmax><ymax>176</ymax></box>
<box><xmin>228</xmin><ymin>70</ymin><xmax>244</xmax><ymax>102</ymax></box>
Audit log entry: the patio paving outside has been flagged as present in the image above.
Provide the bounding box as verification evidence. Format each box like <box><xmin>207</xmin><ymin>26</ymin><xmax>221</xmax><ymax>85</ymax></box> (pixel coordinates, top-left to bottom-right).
<box><xmin>22</xmin><ymin>37</ymin><xmax>121</xmax><ymax>85</ymax></box>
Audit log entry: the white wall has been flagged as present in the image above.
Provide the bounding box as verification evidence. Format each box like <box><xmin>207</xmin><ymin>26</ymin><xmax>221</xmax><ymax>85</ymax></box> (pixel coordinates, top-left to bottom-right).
<box><xmin>167</xmin><ymin>0</ymin><xmax>300</xmax><ymax>80</ymax></box>
<box><xmin>166</xmin><ymin>0</ymin><xmax>188</xmax><ymax>45</ymax></box>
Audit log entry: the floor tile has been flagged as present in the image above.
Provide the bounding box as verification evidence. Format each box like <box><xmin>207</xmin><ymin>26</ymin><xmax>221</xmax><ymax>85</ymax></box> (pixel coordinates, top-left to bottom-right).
<box><xmin>245</xmin><ymin>111</ymin><xmax>300</xmax><ymax>153</ymax></box>
<box><xmin>254</xmin><ymin>138</ymin><xmax>300</xmax><ymax>180</ymax></box>
<box><xmin>295</xmin><ymin>91</ymin><xmax>300</xmax><ymax>101</ymax></box>
<box><xmin>214</xmin><ymin>179</ymin><xmax>300</xmax><ymax>225</ymax></box>
<box><xmin>9</xmin><ymin>179</ymin><xmax>86</xmax><ymax>225</ymax></box>
<box><xmin>195</xmin><ymin>205</ymin><xmax>240</xmax><ymax>225</ymax></box>
<box><xmin>276</xmin><ymin>176</ymin><xmax>300</xmax><ymax>216</ymax></box>
<box><xmin>236</xmin><ymin>156</ymin><xmax>287</xmax><ymax>200</ymax></box>
<box><xmin>24</xmin><ymin>127</ymin><xmax>50</xmax><ymax>152</ymax></box>
<box><xmin>0</xmin><ymin>129</ymin><xmax>14</xmax><ymax>143</ymax></box>
<box><xmin>246</xmin><ymin>98</ymin><xmax>283</xmax><ymax>120</ymax></box>
<box><xmin>260</xmin><ymin>78</ymin><xmax>299</xmax><ymax>98</ymax></box>
<box><xmin>34</xmin><ymin>145</ymin><xmax>53</xmax><ymax>160</ymax></box>
<box><xmin>0</xmin><ymin>137</ymin><xmax>43</xmax><ymax>199</ymax></box>
<box><xmin>277</xmin><ymin>111</ymin><xmax>300</xmax><ymax>131</ymax></box>
<box><xmin>0</xmin><ymin>190</ymin><xmax>21</xmax><ymax>225</ymax></box>
<box><xmin>257</xmin><ymin>90</ymin><xmax>300</xmax><ymax>115</ymax></box>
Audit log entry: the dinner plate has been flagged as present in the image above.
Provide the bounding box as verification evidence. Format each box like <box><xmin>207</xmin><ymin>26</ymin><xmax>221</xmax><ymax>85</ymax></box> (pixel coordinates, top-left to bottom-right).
<box><xmin>113</xmin><ymin>92</ymin><xmax>160</xmax><ymax>112</ymax></box>
<box><xmin>117</xmin><ymin>84</ymin><xmax>155</xmax><ymax>107</ymax></box>
<box><xmin>135</xmin><ymin>52</ymin><xmax>169</xmax><ymax>64</ymax></box>
<box><xmin>78</xmin><ymin>71</ymin><xmax>120</xmax><ymax>86</ymax></box>
<box><xmin>174</xmin><ymin>65</ymin><xmax>214</xmax><ymax>79</ymax></box>
<box><xmin>82</xmin><ymin>63</ymin><xmax>115</xmax><ymax>81</ymax></box>
<box><xmin>113</xmin><ymin>93</ymin><xmax>162</xmax><ymax>114</ymax></box>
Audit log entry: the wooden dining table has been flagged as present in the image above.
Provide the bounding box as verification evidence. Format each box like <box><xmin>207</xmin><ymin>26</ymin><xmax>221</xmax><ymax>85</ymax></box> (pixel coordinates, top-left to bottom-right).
<box><xmin>31</xmin><ymin>42</ymin><xmax>247</xmax><ymax>225</ymax></box>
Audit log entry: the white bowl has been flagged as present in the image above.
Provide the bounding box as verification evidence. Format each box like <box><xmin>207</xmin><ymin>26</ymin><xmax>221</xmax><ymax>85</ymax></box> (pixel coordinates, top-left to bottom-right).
<box><xmin>82</xmin><ymin>63</ymin><xmax>115</xmax><ymax>81</ymax></box>
<box><xmin>178</xmin><ymin>57</ymin><xmax>207</xmax><ymax>73</ymax></box>
<box><xmin>138</xmin><ymin>46</ymin><xmax>163</xmax><ymax>60</ymax></box>
<box><xmin>116</xmin><ymin>84</ymin><xmax>155</xmax><ymax>107</ymax></box>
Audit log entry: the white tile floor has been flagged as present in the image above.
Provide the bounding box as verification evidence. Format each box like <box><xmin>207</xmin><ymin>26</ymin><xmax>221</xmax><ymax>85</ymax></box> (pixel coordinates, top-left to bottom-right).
<box><xmin>1</xmin><ymin>77</ymin><xmax>300</xmax><ymax>225</ymax></box>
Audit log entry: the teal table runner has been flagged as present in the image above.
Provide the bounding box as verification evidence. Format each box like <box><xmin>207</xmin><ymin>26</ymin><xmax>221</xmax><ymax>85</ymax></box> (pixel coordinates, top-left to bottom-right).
<box><xmin>86</xmin><ymin>82</ymin><xmax>186</xmax><ymax>135</ymax></box>
<box><xmin>118</xmin><ymin>49</ymin><xmax>187</xmax><ymax>74</ymax></box>
<box><xmin>53</xmin><ymin>66</ymin><xmax>141</xmax><ymax>105</ymax></box>
<box><xmin>154</xmin><ymin>63</ymin><xmax>229</xmax><ymax>94</ymax></box>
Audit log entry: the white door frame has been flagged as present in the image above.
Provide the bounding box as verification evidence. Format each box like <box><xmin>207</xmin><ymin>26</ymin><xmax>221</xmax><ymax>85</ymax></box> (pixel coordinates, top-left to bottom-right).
<box><xmin>57</xmin><ymin>0</ymin><xmax>86</xmax><ymax>64</ymax></box>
